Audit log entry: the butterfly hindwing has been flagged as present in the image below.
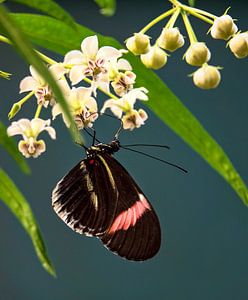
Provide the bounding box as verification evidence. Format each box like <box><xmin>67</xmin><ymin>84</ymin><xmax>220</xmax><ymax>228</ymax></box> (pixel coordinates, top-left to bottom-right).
<box><xmin>98</xmin><ymin>154</ymin><xmax>161</xmax><ymax>261</ymax></box>
<box><xmin>52</xmin><ymin>157</ymin><xmax>118</xmax><ymax>236</ymax></box>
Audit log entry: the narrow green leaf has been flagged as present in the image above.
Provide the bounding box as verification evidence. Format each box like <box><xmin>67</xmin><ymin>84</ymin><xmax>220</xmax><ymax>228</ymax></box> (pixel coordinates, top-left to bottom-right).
<box><xmin>7</xmin><ymin>0</ymin><xmax>76</xmax><ymax>29</ymax></box>
<box><xmin>0</xmin><ymin>6</ymin><xmax>82</xmax><ymax>144</ymax></box>
<box><xmin>0</xmin><ymin>120</ymin><xmax>30</xmax><ymax>174</ymax></box>
<box><xmin>94</xmin><ymin>0</ymin><xmax>116</xmax><ymax>16</ymax></box>
<box><xmin>3</xmin><ymin>14</ymin><xmax>248</xmax><ymax>205</ymax></box>
<box><xmin>0</xmin><ymin>168</ymin><xmax>56</xmax><ymax>276</ymax></box>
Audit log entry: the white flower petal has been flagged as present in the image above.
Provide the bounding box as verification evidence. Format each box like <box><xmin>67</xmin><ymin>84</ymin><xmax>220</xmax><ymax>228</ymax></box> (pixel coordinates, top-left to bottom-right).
<box><xmin>95</xmin><ymin>73</ymin><xmax>110</xmax><ymax>94</ymax></box>
<box><xmin>19</xmin><ymin>76</ymin><xmax>38</xmax><ymax>93</ymax></box>
<box><xmin>101</xmin><ymin>99</ymin><xmax>123</xmax><ymax>119</ymax></box>
<box><xmin>49</xmin><ymin>64</ymin><xmax>67</xmax><ymax>80</ymax></box>
<box><xmin>52</xmin><ymin>103</ymin><xmax>63</xmax><ymax>119</ymax></box>
<box><xmin>81</xmin><ymin>35</ymin><xmax>99</xmax><ymax>60</ymax></box>
<box><xmin>17</xmin><ymin>119</ymin><xmax>32</xmax><ymax>133</ymax></box>
<box><xmin>128</xmin><ymin>87</ymin><xmax>148</xmax><ymax>101</ymax></box>
<box><xmin>76</xmin><ymin>86</ymin><xmax>92</xmax><ymax>101</ymax></box>
<box><xmin>33</xmin><ymin>140</ymin><xmax>46</xmax><ymax>157</ymax></box>
<box><xmin>138</xmin><ymin>109</ymin><xmax>148</xmax><ymax>121</ymax></box>
<box><xmin>18</xmin><ymin>140</ymin><xmax>31</xmax><ymax>158</ymax></box>
<box><xmin>7</xmin><ymin>119</ymin><xmax>31</xmax><ymax>139</ymax></box>
<box><xmin>57</xmin><ymin>79</ymin><xmax>71</xmax><ymax>96</ymax></box>
<box><xmin>62</xmin><ymin>113</ymin><xmax>71</xmax><ymax>128</ymax></box>
<box><xmin>97</xmin><ymin>79</ymin><xmax>110</xmax><ymax>94</ymax></box>
<box><xmin>31</xmin><ymin>118</ymin><xmax>50</xmax><ymax>137</ymax></box>
<box><xmin>117</xmin><ymin>58</ymin><xmax>132</xmax><ymax>70</ymax></box>
<box><xmin>44</xmin><ymin>126</ymin><xmax>56</xmax><ymax>139</ymax></box>
<box><xmin>64</xmin><ymin>50</ymin><xmax>85</xmax><ymax>64</ymax></box>
<box><xmin>30</xmin><ymin>66</ymin><xmax>45</xmax><ymax>85</ymax></box>
<box><xmin>69</xmin><ymin>65</ymin><xmax>86</xmax><ymax>85</ymax></box>
<box><xmin>7</xmin><ymin>123</ymin><xmax>24</xmax><ymax>137</ymax></box>
<box><xmin>97</xmin><ymin>46</ymin><xmax>121</xmax><ymax>61</ymax></box>
<box><xmin>85</xmin><ymin>97</ymin><xmax>98</xmax><ymax>112</ymax></box>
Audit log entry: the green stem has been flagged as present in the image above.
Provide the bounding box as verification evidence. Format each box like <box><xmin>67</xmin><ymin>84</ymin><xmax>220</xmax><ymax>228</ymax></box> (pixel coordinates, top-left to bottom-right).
<box><xmin>187</xmin><ymin>6</ymin><xmax>217</xmax><ymax>19</ymax></box>
<box><xmin>139</xmin><ymin>7</ymin><xmax>177</xmax><ymax>34</ymax></box>
<box><xmin>165</xmin><ymin>7</ymin><xmax>181</xmax><ymax>29</ymax></box>
<box><xmin>169</xmin><ymin>0</ymin><xmax>217</xmax><ymax>19</ymax></box>
<box><xmin>181</xmin><ymin>10</ymin><xmax>198</xmax><ymax>44</ymax></box>
<box><xmin>182</xmin><ymin>6</ymin><xmax>214</xmax><ymax>24</ymax></box>
<box><xmin>34</xmin><ymin>104</ymin><xmax>42</xmax><ymax>118</ymax></box>
<box><xmin>37</xmin><ymin>52</ymin><xmax>56</xmax><ymax>65</ymax></box>
<box><xmin>18</xmin><ymin>90</ymin><xmax>35</xmax><ymax>105</ymax></box>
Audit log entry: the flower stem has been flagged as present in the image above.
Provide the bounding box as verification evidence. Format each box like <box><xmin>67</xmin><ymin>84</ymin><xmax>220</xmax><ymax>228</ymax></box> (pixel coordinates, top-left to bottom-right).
<box><xmin>34</xmin><ymin>104</ymin><xmax>42</xmax><ymax>118</ymax></box>
<box><xmin>181</xmin><ymin>10</ymin><xmax>198</xmax><ymax>44</ymax></box>
<box><xmin>182</xmin><ymin>6</ymin><xmax>214</xmax><ymax>24</ymax></box>
<box><xmin>18</xmin><ymin>90</ymin><xmax>35</xmax><ymax>105</ymax></box>
<box><xmin>37</xmin><ymin>52</ymin><xmax>57</xmax><ymax>65</ymax></box>
<box><xmin>187</xmin><ymin>6</ymin><xmax>217</xmax><ymax>20</ymax></box>
<box><xmin>168</xmin><ymin>0</ymin><xmax>216</xmax><ymax>20</ymax></box>
<box><xmin>165</xmin><ymin>7</ymin><xmax>181</xmax><ymax>29</ymax></box>
<box><xmin>139</xmin><ymin>7</ymin><xmax>177</xmax><ymax>34</ymax></box>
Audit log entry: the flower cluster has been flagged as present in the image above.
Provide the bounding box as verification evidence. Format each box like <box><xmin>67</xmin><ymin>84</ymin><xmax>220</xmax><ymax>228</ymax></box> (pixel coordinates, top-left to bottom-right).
<box><xmin>125</xmin><ymin>1</ymin><xmax>247</xmax><ymax>90</ymax></box>
<box><xmin>7</xmin><ymin>36</ymin><xmax>149</xmax><ymax>158</ymax></box>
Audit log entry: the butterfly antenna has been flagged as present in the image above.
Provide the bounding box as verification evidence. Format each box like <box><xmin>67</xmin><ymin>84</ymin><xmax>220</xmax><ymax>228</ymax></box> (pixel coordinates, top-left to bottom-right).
<box><xmin>121</xmin><ymin>143</ymin><xmax>170</xmax><ymax>149</ymax></box>
<box><xmin>83</xmin><ymin>127</ymin><xmax>101</xmax><ymax>144</ymax></box>
<box><xmin>120</xmin><ymin>145</ymin><xmax>187</xmax><ymax>173</ymax></box>
<box><xmin>99</xmin><ymin>112</ymin><xmax>123</xmax><ymax>140</ymax></box>
<box><xmin>85</xmin><ymin>111</ymin><xmax>123</xmax><ymax>140</ymax></box>
<box><xmin>75</xmin><ymin>140</ymin><xmax>88</xmax><ymax>150</ymax></box>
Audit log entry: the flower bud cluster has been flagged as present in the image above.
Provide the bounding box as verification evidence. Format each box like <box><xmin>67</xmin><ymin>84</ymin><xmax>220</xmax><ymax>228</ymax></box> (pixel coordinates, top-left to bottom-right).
<box><xmin>7</xmin><ymin>36</ymin><xmax>150</xmax><ymax>159</ymax></box>
<box><xmin>210</xmin><ymin>14</ymin><xmax>248</xmax><ymax>59</ymax></box>
<box><xmin>126</xmin><ymin>27</ymin><xmax>185</xmax><ymax>70</ymax></box>
<box><xmin>125</xmin><ymin>3</ymin><xmax>246</xmax><ymax>90</ymax></box>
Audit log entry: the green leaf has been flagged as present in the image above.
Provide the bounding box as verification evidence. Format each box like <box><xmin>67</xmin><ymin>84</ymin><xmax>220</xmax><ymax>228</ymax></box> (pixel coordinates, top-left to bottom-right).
<box><xmin>0</xmin><ymin>120</ymin><xmax>30</xmax><ymax>174</ymax></box>
<box><xmin>7</xmin><ymin>0</ymin><xmax>76</xmax><ymax>29</ymax></box>
<box><xmin>0</xmin><ymin>6</ymin><xmax>82</xmax><ymax>144</ymax></box>
<box><xmin>188</xmin><ymin>0</ymin><xmax>195</xmax><ymax>7</ymax></box>
<box><xmin>94</xmin><ymin>0</ymin><xmax>116</xmax><ymax>16</ymax></box>
<box><xmin>0</xmin><ymin>168</ymin><xmax>56</xmax><ymax>276</ymax></box>
<box><xmin>3</xmin><ymin>14</ymin><xmax>248</xmax><ymax>205</ymax></box>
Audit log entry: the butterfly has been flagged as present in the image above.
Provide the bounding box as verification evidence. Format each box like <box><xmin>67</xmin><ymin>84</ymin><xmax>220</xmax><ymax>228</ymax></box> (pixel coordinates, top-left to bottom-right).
<box><xmin>52</xmin><ymin>138</ymin><xmax>161</xmax><ymax>261</ymax></box>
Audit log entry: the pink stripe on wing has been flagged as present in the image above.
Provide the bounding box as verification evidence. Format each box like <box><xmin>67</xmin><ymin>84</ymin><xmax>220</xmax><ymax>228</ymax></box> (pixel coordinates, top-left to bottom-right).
<box><xmin>108</xmin><ymin>193</ymin><xmax>151</xmax><ymax>234</ymax></box>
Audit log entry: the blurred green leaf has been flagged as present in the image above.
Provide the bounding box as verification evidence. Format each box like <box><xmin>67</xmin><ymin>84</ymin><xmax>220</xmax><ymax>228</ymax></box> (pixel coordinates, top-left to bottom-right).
<box><xmin>7</xmin><ymin>0</ymin><xmax>76</xmax><ymax>29</ymax></box>
<box><xmin>94</xmin><ymin>0</ymin><xmax>116</xmax><ymax>16</ymax></box>
<box><xmin>0</xmin><ymin>121</ymin><xmax>30</xmax><ymax>174</ymax></box>
<box><xmin>2</xmin><ymin>13</ymin><xmax>248</xmax><ymax>205</ymax></box>
<box><xmin>188</xmin><ymin>0</ymin><xmax>195</xmax><ymax>7</ymax></box>
<box><xmin>0</xmin><ymin>6</ymin><xmax>82</xmax><ymax>144</ymax></box>
<box><xmin>0</xmin><ymin>168</ymin><xmax>56</xmax><ymax>276</ymax></box>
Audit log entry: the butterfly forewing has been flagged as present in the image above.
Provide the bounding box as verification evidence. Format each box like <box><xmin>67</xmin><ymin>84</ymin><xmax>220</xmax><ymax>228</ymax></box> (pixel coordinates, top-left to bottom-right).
<box><xmin>52</xmin><ymin>157</ymin><xmax>118</xmax><ymax>236</ymax></box>
<box><xmin>98</xmin><ymin>154</ymin><xmax>161</xmax><ymax>261</ymax></box>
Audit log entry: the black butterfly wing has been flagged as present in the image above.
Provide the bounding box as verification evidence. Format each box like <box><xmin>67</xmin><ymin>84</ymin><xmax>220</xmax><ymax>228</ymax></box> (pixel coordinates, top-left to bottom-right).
<box><xmin>52</xmin><ymin>157</ymin><xmax>118</xmax><ymax>236</ymax></box>
<box><xmin>98</xmin><ymin>154</ymin><xmax>161</xmax><ymax>261</ymax></box>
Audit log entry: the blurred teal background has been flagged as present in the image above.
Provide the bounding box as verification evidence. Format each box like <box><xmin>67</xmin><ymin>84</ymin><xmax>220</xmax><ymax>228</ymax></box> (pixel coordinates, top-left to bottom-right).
<box><xmin>0</xmin><ymin>0</ymin><xmax>247</xmax><ymax>299</ymax></box>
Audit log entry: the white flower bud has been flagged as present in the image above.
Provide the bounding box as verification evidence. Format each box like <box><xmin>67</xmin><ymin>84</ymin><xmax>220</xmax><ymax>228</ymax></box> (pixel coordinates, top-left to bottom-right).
<box><xmin>229</xmin><ymin>32</ymin><xmax>248</xmax><ymax>59</ymax></box>
<box><xmin>140</xmin><ymin>46</ymin><xmax>167</xmax><ymax>69</ymax></box>
<box><xmin>157</xmin><ymin>27</ymin><xmax>184</xmax><ymax>52</ymax></box>
<box><xmin>210</xmin><ymin>15</ymin><xmax>238</xmax><ymax>40</ymax></box>
<box><xmin>185</xmin><ymin>42</ymin><xmax>211</xmax><ymax>66</ymax></box>
<box><xmin>193</xmin><ymin>65</ymin><xmax>221</xmax><ymax>89</ymax></box>
<box><xmin>126</xmin><ymin>33</ymin><xmax>150</xmax><ymax>55</ymax></box>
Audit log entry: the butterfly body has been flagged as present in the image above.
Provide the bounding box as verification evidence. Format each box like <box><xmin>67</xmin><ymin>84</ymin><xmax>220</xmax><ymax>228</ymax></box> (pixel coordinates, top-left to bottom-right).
<box><xmin>52</xmin><ymin>139</ymin><xmax>161</xmax><ymax>261</ymax></box>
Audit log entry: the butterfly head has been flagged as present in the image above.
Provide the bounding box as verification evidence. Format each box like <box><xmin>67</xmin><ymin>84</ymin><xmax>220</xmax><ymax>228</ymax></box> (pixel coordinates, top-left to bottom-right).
<box><xmin>86</xmin><ymin>139</ymin><xmax>120</xmax><ymax>158</ymax></box>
